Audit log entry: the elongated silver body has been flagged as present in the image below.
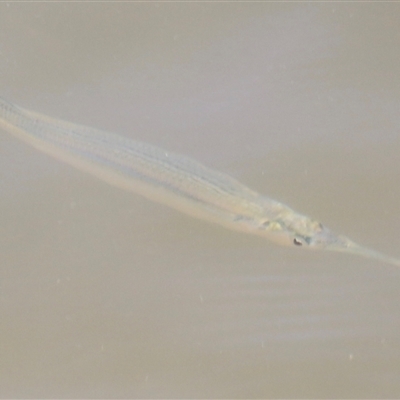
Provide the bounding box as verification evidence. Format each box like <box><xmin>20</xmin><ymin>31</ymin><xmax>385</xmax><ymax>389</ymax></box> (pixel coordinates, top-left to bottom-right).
<box><xmin>1</xmin><ymin>96</ymin><xmax>399</xmax><ymax>267</ymax></box>
<box><xmin>0</xmin><ymin>97</ymin><xmax>285</xmax><ymax>234</ymax></box>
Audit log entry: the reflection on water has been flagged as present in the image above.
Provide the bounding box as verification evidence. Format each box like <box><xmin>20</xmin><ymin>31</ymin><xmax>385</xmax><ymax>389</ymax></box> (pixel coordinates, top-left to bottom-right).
<box><xmin>1</xmin><ymin>3</ymin><xmax>400</xmax><ymax>398</ymax></box>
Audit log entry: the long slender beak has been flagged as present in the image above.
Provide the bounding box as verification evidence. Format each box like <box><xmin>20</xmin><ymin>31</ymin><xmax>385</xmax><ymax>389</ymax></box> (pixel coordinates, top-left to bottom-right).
<box><xmin>324</xmin><ymin>234</ymin><xmax>400</xmax><ymax>268</ymax></box>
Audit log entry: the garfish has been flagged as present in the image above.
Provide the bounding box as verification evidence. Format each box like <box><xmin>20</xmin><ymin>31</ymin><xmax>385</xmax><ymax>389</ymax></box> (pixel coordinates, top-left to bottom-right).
<box><xmin>0</xmin><ymin>96</ymin><xmax>399</xmax><ymax>267</ymax></box>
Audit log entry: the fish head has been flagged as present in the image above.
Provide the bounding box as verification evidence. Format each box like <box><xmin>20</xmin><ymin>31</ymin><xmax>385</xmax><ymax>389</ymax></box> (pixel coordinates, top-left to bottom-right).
<box><xmin>256</xmin><ymin>206</ymin><xmax>349</xmax><ymax>250</ymax></box>
<box><xmin>255</xmin><ymin>207</ymin><xmax>332</xmax><ymax>247</ymax></box>
<box><xmin>256</xmin><ymin>208</ymin><xmax>400</xmax><ymax>267</ymax></box>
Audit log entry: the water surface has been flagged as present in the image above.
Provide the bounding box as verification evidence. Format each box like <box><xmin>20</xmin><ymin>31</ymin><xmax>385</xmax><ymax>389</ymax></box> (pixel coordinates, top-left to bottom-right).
<box><xmin>0</xmin><ymin>3</ymin><xmax>399</xmax><ymax>398</ymax></box>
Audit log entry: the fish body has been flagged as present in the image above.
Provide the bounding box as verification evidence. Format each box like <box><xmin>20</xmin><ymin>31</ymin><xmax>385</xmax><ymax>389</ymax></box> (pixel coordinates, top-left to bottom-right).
<box><xmin>0</xmin><ymin>96</ymin><xmax>399</xmax><ymax>267</ymax></box>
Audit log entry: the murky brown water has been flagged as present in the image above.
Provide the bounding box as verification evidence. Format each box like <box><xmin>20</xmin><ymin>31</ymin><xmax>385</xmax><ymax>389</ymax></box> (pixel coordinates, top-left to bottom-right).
<box><xmin>1</xmin><ymin>3</ymin><xmax>400</xmax><ymax>398</ymax></box>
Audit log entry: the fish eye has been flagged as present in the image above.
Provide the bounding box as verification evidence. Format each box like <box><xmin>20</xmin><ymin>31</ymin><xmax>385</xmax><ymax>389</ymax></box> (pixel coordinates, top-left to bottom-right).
<box><xmin>260</xmin><ymin>220</ymin><xmax>270</xmax><ymax>228</ymax></box>
<box><xmin>293</xmin><ymin>237</ymin><xmax>303</xmax><ymax>246</ymax></box>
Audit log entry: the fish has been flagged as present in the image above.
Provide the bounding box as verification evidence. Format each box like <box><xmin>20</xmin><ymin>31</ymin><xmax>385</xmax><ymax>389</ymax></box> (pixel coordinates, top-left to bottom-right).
<box><xmin>0</xmin><ymin>96</ymin><xmax>399</xmax><ymax>267</ymax></box>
